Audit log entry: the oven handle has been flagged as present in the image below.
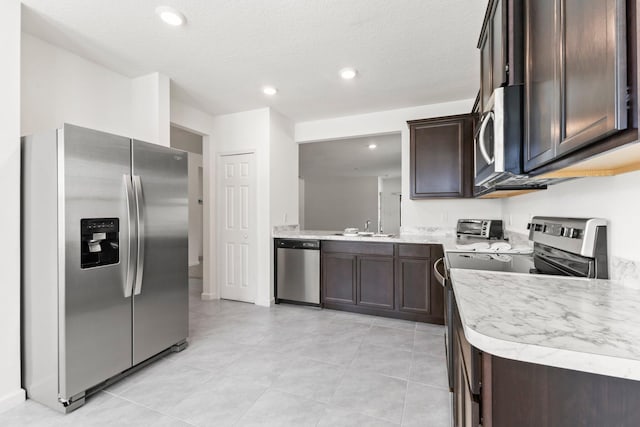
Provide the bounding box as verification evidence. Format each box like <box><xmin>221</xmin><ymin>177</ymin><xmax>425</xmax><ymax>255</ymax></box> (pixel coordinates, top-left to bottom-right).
<box><xmin>478</xmin><ymin>111</ymin><xmax>495</xmax><ymax>165</ymax></box>
<box><xmin>433</xmin><ymin>257</ymin><xmax>447</xmax><ymax>287</ymax></box>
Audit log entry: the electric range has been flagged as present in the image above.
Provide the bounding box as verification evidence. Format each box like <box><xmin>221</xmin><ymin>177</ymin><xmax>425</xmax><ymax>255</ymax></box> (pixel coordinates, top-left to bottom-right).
<box><xmin>446</xmin><ymin>216</ymin><xmax>608</xmax><ymax>279</ymax></box>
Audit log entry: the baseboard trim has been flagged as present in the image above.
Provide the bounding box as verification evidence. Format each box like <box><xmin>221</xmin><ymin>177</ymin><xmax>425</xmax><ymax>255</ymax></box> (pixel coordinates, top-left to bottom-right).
<box><xmin>254</xmin><ymin>298</ymin><xmax>272</xmax><ymax>308</ymax></box>
<box><xmin>200</xmin><ymin>292</ymin><xmax>217</xmax><ymax>301</ymax></box>
<box><xmin>0</xmin><ymin>388</ymin><xmax>26</xmax><ymax>414</ymax></box>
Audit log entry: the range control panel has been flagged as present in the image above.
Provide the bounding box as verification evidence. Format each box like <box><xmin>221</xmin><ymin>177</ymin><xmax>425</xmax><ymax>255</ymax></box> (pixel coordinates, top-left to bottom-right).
<box><xmin>527</xmin><ymin>221</ymin><xmax>583</xmax><ymax>239</ymax></box>
<box><xmin>527</xmin><ymin>216</ymin><xmax>607</xmax><ymax>258</ymax></box>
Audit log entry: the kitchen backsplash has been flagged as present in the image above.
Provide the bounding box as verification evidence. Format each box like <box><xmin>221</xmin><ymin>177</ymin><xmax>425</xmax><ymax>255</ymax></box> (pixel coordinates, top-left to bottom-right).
<box><xmin>610</xmin><ymin>257</ymin><xmax>640</xmax><ymax>290</ymax></box>
<box><xmin>272</xmin><ymin>224</ymin><xmax>300</xmax><ymax>233</ymax></box>
<box><xmin>504</xmin><ymin>230</ymin><xmax>533</xmax><ymax>248</ymax></box>
<box><xmin>400</xmin><ymin>225</ymin><xmax>456</xmax><ymax>236</ymax></box>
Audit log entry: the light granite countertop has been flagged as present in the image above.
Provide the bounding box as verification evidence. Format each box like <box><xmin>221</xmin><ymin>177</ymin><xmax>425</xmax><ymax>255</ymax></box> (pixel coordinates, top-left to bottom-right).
<box><xmin>450</xmin><ymin>268</ymin><xmax>640</xmax><ymax>381</ymax></box>
<box><xmin>272</xmin><ymin>229</ymin><xmax>460</xmax><ymax>250</ymax></box>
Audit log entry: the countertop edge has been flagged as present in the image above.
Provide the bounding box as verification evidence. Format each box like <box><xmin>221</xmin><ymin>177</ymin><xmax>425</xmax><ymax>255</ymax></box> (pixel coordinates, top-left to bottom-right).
<box><xmin>451</xmin><ymin>270</ymin><xmax>640</xmax><ymax>381</ymax></box>
<box><xmin>272</xmin><ymin>230</ymin><xmax>458</xmax><ymax>248</ymax></box>
<box><xmin>458</xmin><ymin>308</ymin><xmax>640</xmax><ymax>381</ymax></box>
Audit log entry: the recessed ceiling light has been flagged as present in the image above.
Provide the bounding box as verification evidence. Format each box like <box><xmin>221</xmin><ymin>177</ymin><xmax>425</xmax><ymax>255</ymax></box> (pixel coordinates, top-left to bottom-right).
<box><xmin>368</xmin><ymin>144</ymin><xmax>377</xmax><ymax>150</ymax></box>
<box><xmin>155</xmin><ymin>6</ymin><xmax>186</xmax><ymax>26</ymax></box>
<box><xmin>340</xmin><ymin>68</ymin><xmax>357</xmax><ymax>80</ymax></box>
<box><xmin>263</xmin><ymin>86</ymin><xmax>277</xmax><ymax>96</ymax></box>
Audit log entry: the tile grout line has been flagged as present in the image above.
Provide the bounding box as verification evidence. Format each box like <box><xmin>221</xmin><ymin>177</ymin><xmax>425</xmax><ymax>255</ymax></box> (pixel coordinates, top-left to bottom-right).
<box><xmin>230</xmin><ymin>383</ymin><xmax>272</xmax><ymax>426</ymax></box>
<box><xmin>400</xmin><ymin>376</ymin><xmax>411</xmax><ymax>427</ymax></box>
<box><xmin>101</xmin><ymin>390</ymin><xmax>198</xmax><ymax>426</ymax></box>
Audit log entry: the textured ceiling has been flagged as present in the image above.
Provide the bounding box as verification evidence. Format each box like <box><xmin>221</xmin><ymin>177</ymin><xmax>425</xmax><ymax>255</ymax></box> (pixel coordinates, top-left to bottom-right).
<box><xmin>21</xmin><ymin>0</ymin><xmax>486</xmax><ymax>121</ymax></box>
<box><xmin>300</xmin><ymin>133</ymin><xmax>401</xmax><ymax>178</ymax></box>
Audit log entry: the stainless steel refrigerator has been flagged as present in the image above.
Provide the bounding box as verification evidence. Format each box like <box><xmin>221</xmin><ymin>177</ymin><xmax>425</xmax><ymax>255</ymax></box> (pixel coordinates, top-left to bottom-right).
<box><xmin>22</xmin><ymin>124</ymin><xmax>189</xmax><ymax>413</ymax></box>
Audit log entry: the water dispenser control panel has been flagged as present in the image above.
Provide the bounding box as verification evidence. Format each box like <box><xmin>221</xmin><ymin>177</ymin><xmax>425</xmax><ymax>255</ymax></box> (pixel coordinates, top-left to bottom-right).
<box><xmin>80</xmin><ymin>218</ymin><xmax>120</xmax><ymax>268</ymax></box>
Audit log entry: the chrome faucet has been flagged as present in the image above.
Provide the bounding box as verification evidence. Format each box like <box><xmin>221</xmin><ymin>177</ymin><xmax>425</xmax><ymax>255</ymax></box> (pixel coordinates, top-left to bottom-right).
<box><xmin>364</xmin><ymin>219</ymin><xmax>371</xmax><ymax>233</ymax></box>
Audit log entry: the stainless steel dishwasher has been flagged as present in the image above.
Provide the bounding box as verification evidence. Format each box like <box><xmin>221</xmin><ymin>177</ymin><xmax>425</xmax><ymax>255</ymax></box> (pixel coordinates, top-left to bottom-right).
<box><xmin>275</xmin><ymin>239</ymin><xmax>320</xmax><ymax>306</ymax></box>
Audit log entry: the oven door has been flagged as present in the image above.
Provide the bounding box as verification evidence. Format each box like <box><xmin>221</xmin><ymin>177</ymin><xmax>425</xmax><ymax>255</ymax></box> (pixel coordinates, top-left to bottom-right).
<box><xmin>456</xmin><ymin>220</ymin><xmax>484</xmax><ymax>236</ymax></box>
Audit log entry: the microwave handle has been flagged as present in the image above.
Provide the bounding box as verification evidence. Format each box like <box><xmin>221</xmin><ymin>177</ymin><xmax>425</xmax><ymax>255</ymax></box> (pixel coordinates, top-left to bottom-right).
<box><xmin>478</xmin><ymin>112</ymin><xmax>495</xmax><ymax>165</ymax></box>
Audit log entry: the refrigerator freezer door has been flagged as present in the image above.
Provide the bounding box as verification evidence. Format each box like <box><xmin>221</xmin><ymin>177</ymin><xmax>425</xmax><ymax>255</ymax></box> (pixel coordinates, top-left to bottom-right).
<box><xmin>131</xmin><ymin>140</ymin><xmax>188</xmax><ymax>364</ymax></box>
<box><xmin>61</xmin><ymin>124</ymin><xmax>134</xmax><ymax>399</ymax></box>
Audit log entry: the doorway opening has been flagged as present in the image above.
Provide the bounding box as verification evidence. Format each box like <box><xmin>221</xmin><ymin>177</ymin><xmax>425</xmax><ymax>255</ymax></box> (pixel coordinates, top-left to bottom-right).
<box><xmin>170</xmin><ymin>126</ymin><xmax>204</xmax><ymax>280</ymax></box>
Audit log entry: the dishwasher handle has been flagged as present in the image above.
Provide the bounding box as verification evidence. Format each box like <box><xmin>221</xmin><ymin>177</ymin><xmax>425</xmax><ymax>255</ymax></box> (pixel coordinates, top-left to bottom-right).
<box><xmin>276</xmin><ymin>239</ymin><xmax>320</xmax><ymax>250</ymax></box>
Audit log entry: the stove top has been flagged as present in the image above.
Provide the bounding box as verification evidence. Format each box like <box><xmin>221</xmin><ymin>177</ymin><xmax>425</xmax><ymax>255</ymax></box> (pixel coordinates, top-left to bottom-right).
<box><xmin>446</xmin><ymin>252</ymin><xmax>536</xmax><ymax>274</ymax></box>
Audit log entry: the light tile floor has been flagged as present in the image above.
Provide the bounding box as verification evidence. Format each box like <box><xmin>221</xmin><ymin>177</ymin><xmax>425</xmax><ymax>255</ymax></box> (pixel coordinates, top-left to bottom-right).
<box><xmin>1</xmin><ymin>279</ymin><xmax>451</xmax><ymax>426</ymax></box>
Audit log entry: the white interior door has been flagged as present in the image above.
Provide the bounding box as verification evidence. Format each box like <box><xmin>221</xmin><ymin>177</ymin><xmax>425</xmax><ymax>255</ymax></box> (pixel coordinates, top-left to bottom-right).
<box><xmin>218</xmin><ymin>153</ymin><xmax>257</xmax><ymax>303</ymax></box>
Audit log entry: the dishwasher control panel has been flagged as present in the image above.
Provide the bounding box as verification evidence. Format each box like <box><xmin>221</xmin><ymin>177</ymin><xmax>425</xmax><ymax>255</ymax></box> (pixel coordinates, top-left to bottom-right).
<box><xmin>276</xmin><ymin>239</ymin><xmax>320</xmax><ymax>250</ymax></box>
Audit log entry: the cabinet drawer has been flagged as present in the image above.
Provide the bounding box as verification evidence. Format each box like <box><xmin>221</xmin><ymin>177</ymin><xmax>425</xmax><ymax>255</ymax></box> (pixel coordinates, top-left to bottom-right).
<box><xmin>322</xmin><ymin>241</ymin><xmax>394</xmax><ymax>256</ymax></box>
<box><xmin>398</xmin><ymin>244</ymin><xmax>430</xmax><ymax>258</ymax></box>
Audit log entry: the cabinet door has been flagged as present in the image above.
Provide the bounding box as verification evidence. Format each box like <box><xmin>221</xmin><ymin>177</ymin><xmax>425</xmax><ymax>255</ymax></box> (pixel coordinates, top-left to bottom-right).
<box><xmin>524</xmin><ymin>0</ymin><xmax>560</xmax><ymax>172</ymax></box>
<box><xmin>322</xmin><ymin>253</ymin><xmax>356</xmax><ymax>305</ymax></box>
<box><xmin>409</xmin><ymin>115</ymin><xmax>474</xmax><ymax>199</ymax></box>
<box><xmin>397</xmin><ymin>258</ymin><xmax>431</xmax><ymax>316</ymax></box>
<box><xmin>491</xmin><ymin>0</ymin><xmax>506</xmax><ymax>90</ymax></box>
<box><xmin>357</xmin><ymin>256</ymin><xmax>394</xmax><ymax>310</ymax></box>
<box><xmin>480</xmin><ymin>28</ymin><xmax>493</xmax><ymax>113</ymax></box>
<box><xmin>558</xmin><ymin>0</ymin><xmax>627</xmax><ymax>155</ymax></box>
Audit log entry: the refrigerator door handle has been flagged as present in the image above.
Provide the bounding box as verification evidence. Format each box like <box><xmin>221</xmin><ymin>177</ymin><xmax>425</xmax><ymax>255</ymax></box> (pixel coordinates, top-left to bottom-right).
<box><xmin>123</xmin><ymin>175</ymin><xmax>136</xmax><ymax>298</ymax></box>
<box><xmin>133</xmin><ymin>175</ymin><xmax>145</xmax><ymax>295</ymax></box>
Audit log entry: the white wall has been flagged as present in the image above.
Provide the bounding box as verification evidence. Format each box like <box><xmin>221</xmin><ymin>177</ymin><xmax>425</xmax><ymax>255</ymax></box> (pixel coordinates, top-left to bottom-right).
<box><xmin>502</xmin><ymin>170</ymin><xmax>640</xmax><ymax>263</ymax></box>
<box><xmin>299</xmin><ymin>178</ymin><xmax>306</xmax><ymax>229</ymax></box>
<box><xmin>381</xmin><ymin>177</ymin><xmax>402</xmax><ymax>234</ymax></box>
<box><xmin>22</xmin><ymin>33</ymin><xmax>169</xmax><ymax>145</ymax></box>
<box><xmin>212</xmin><ymin>108</ymin><xmax>271</xmax><ymax>306</ymax></box>
<box><xmin>295</xmin><ymin>100</ymin><xmax>503</xmax><ymax>229</ymax></box>
<box><xmin>270</xmin><ymin>109</ymin><xmax>299</xmax><ymax>228</ymax></box>
<box><xmin>21</xmin><ymin>33</ymin><xmax>131</xmax><ymax>136</ymax></box>
<box><xmin>210</xmin><ymin>107</ymin><xmax>297</xmax><ymax>306</ymax></box>
<box><xmin>0</xmin><ymin>0</ymin><xmax>25</xmax><ymax>413</ymax></box>
<box><xmin>171</xmin><ymin>126</ymin><xmax>203</xmax><ymax>154</ymax></box>
<box><xmin>269</xmin><ymin>109</ymin><xmax>299</xmax><ymax>302</ymax></box>
<box><xmin>304</xmin><ymin>176</ymin><xmax>379</xmax><ymax>231</ymax></box>
<box><xmin>131</xmin><ymin>72</ymin><xmax>170</xmax><ymax>146</ymax></box>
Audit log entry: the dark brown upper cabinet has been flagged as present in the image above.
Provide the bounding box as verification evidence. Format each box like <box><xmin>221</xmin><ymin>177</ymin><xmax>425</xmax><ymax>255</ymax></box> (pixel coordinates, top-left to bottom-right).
<box><xmin>408</xmin><ymin>114</ymin><xmax>475</xmax><ymax>199</ymax></box>
<box><xmin>479</xmin><ymin>0</ymin><xmax>524</xmax><ymax>113</ymax></box>
<box><xmin>524</xmin><ymin>0</ymin><xmax>629</xmax><ymax>172</ymax></box>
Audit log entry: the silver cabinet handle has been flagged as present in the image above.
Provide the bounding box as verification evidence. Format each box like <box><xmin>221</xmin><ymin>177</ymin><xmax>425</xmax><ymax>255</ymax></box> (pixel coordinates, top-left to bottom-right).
<box><xmin>433</xmin><ymin>257</ymin><xmax>447</xmax><ymax>288</ymax></box>
<box><xmin>478</xmin><ymin>112</ymin><xmax>495</xmax><ymax>165</ymax></box>
<box><xmin>123</xmin><ymin>175</ymin><xmax>136</xmax><ymax>298</ymax></box>
<box><xmin>133</xmin><ymin>175</ymin><xmax>145</xmax><ymax>296</ymax></box>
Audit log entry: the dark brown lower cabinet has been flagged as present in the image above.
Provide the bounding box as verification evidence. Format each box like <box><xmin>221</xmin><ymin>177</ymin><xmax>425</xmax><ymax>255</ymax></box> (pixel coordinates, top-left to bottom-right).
<box><xmin>483</xmin><ymin>356</ymin><xmax>640</xmax><ymax>427</ymax></box>
<box><xmin>396</xmin><ymin>244</ymin><xmax>444</xmax><ymax>324</ymax></box>
<box><xmin>357</xmin><ymin>256</ymin><xmax>394</xmax><ymax>310</ymax></box>
<box><xmin>322</xmin><ymin>253</ymin><xmax>356</xmax><ymax>305</ymax></box>
<box><xmin>451</xmin><ymin>293</ymin><xmax>640</xmax><ymax>427</ymax></box>
<box><xmin>321</xmin><ymin>241</ymin><xmax>443</xmax><ymax>324</ymax></box>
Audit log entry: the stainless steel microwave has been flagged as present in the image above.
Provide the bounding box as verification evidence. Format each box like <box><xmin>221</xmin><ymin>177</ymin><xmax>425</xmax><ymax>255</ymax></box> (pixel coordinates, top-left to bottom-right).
<box><xmin>474</xmin><ymin>85</ymin><xmax>524</xmax><ymax>187</ymax></box>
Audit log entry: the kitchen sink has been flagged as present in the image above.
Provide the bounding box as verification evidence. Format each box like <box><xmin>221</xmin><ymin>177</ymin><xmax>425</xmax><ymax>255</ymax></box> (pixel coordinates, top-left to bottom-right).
<box><xmin>333</xmin><ymin>232</ymin><xmax>395</xmax><ymax>238</ymax></box>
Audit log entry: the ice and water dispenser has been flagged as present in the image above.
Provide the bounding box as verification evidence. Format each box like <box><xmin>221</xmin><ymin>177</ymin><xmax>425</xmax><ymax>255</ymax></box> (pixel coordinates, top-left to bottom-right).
<box><xmin>80</xmin><ymin>218</ymin><xmax>120</xmax><ymax>268</ymax></box>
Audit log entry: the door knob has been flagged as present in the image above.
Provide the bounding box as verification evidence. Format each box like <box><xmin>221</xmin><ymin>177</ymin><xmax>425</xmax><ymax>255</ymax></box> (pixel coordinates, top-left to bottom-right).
<box><xmin>243</xmin><ymin>234</ymin><xmax>248</xmax><ymax>239</ymax></box>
